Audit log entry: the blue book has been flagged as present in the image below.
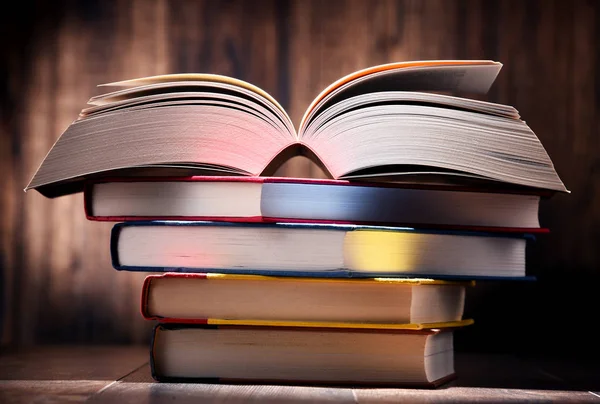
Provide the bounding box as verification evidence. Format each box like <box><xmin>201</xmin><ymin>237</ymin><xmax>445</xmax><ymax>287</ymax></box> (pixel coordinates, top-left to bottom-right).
<box><xmin>111</xmin><ymin>221</ymin><xmax>535</xmax><ymax>280</ymax></box>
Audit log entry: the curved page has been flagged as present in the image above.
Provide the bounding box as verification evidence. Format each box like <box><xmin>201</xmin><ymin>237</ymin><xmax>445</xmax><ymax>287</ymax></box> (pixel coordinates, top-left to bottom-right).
<box><xmin>100</xmin><ymin>73</ymin><xmax>290</xmax><ymax>122</ymax></box>
<box><xmin>299</xmin><ymin>60</ymin><xmax>502</xmax><ymax>132</ymax></box>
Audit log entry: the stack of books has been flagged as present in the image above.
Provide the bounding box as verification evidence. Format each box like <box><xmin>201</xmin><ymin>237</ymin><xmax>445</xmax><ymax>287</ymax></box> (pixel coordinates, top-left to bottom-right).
<box><xmin>25</xmin><ymin>60</ymin><xmax>568</xmax><ymax>387</ymax></box>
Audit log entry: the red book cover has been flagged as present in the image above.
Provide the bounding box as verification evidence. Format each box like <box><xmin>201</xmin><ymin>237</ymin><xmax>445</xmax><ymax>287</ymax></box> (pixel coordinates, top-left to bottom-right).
<box><xmin>141</xmin><ymin>272</ymin><xmax>209</xmax><ymax>324</ymax></box>
<box><xmin>85</xmin><ymin>176</ymin><xmax>551</xmax><ymax>234</ymax></box>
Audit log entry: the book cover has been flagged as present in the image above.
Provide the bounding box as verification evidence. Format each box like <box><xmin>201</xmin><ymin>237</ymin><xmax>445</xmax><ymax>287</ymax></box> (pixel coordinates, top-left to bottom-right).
<box><xmin>140</xmin><ymin>272</ymin><xmax>475</xmax><ymax>325</ymax></box>
<box><xmin>84</xmin><ymin>175</ymin><xmax>551</xmax><ymax>234</ymax></box>
<box><xmin>149</xmin><ymin>323</ymin><xmax>461</xmax><ymax>387</ymax></box>
<box><xmin>111</xmin><ymin>221</ymin><xmax>537</xmax><ymax>280</ymax></box>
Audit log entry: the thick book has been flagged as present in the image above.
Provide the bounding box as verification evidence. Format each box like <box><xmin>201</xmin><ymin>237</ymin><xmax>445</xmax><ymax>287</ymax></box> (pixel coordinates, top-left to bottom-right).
<box><xmin>141</xmin><ymin>273</ymin><xmax>474</xmax><ymax>325</ymax></box>
<box><xmin>25</xmin><ymin>60</ymin><xmax>568</xmax><ymax>198</ymax></box>
<box><xmin>111</xmin><ymin>221</ymin><xmax>532</xmax><ymax>279</ymax></box>
<box><xmin>86</xmin><ymin>176</ymin><xmax>547</xmax><ymax>233</ymax></box>
<box><xmin>150</xmin><ymin>323</ymin><xmax>460</xmax><ymax>387</ymax></box>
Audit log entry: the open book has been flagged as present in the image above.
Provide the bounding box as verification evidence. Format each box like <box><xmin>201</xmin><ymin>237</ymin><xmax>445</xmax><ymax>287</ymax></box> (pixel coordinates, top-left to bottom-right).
<box><xmin>25</xmin><ymin>60</ymin><xmax>568</xmax><ymax>198</ymax></box>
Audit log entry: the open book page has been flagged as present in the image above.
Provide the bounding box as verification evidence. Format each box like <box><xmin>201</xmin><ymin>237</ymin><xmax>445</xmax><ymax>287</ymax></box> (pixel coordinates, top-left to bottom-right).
<box><xmin>301</xmin><ymin>101</ymin><xmax>567</xmax><ymax>192</ymax></box>
<box><xmin>299</xmin><ymin>60</ymin><xmax>502</xmax><ymax>132</ymax></box>
<box><xmin>85</xmin><ymin>80</ymin><xmax>296</xmax><ymax>137</ymax></box>
<box><xmin>301</xmin><ymin>91</ymin><xmax>520</xmax><ymax>140</ymax></box>
<box><xmin>24</xmin><ymin>59</ymin><xmax>568</xmax><ymax>198</ymax></box>
<box><xmin>24</xmin><ymin>99</ymin><xmax>296</xmax><ymax>196</ymax></box>
<box><xmin>98</xmin><ymin>73</ymin><xmax>288</xmax><ymax>118</ymax></box>
<box><xmin>79</xmin><ymin>89</ymin><xmax>295</xmax><ymax>142</ymax></box>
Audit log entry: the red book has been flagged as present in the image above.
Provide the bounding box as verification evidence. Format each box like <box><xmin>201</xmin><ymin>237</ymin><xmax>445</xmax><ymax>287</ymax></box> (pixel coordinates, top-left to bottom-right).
<box><xmin>85</xmin><ymin>176</ymin><xmax>549</xmax><ymax>233</ymax></box>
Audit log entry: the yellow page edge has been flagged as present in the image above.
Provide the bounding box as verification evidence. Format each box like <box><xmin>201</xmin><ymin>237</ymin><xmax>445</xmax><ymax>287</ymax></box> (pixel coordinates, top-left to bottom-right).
<box><xmin>202</xmin><ymin>273</ymin><xmax>475</xmax><ymax>286</ymax></box>
<box><xmin>98</xmin><ymin>73</ymin><xmax>290</xmax><ymax>124</ymax></box>
<box><xmin>207</xmin><ymin>318</ymin><xmax>474</xmax><ymax>330</ymax></box>
<box><xmin>298</xmin><ymin>59</ymin><xmax>500</xmax><ymax>131</ymax></box>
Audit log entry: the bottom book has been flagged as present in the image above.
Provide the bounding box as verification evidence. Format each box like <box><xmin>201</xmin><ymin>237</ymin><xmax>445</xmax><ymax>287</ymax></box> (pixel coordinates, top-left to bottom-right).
<box><xmin>150</xmin><ymin>324</ymin><xmax>457</xmax><ymax>387</ymax></box>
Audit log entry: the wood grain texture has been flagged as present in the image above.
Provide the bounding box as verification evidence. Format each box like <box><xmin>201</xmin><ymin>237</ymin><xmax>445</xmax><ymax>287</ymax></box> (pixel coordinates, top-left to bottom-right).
<box><xmin>1</xmin><ymin>0</ymin><xmax>599</xmax><ymax>352</ymax></box>
<box><xmin>352</xmin><ymin>388</ymin><xmax>599</xmax><ymax>403</ymax></box>
<box><xmin>2</xmin><ymin>346</ymin><xmax>600</xmax><ymax>403</ymax></box>
<box><xmin>0</xmin><ymin>345</ymin><xmax>148</xmax><ymax>380</ymax></box>
<box><xmin>0</xmin><ymin>380</ymin><xmax>110</xmax><ymax>404</ymax></box>
<box><xmin>0</xmin><ymin>345</ymin><xmax>149</xmax><ymax>404</ymax></box>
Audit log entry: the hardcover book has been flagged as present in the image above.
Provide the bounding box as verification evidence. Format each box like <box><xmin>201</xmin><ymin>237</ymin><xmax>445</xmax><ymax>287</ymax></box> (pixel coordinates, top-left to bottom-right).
<box><xmin>25</xmin><ymin>60</ymin><xmax>568</xmax><ymax>198</ymax></box>
<box><xmin>111</xmin><ymin>221</ymin><xmax>532</xmax><ymax>279</ymax></box>
<box><xmin>86</xmin><ymin>176</ymin><xmax>547</xmax><ymax>232</ymax></box>
<box><xmin>150</xmin><ymin>323</ymin><xmax>463</xmax><ymax>387</ymax></box>
<box><xmin>141</xmin><ymin>273</ymin><xmax>474</xmax><ymax>325</ymax></box>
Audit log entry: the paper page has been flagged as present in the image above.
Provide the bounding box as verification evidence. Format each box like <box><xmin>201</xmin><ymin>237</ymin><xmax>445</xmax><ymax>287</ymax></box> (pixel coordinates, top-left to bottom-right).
<box><xmin>98</xmin><ymin>73</ymin><xmax>290</xmax><ymax>122</ymax></box>
<box><xmin>299</xmin><ymin>60</ymin><xmax>502</xmax><ymax>132</ymax></box>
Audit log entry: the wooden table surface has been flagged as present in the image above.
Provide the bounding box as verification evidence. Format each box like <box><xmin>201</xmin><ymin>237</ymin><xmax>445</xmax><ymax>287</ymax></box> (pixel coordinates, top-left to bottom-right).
<box><xmin>0</xmin><ymin>345</ymin><xmax>599</xmax><ymax>403</ymax></box>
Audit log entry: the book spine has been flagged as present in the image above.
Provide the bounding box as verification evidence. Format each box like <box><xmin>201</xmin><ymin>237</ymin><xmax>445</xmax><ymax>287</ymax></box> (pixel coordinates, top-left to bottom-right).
<box><xmin>140</xmin><ymin>276</ymin><xmax>155</xmax><ymax>320</ymax></box>
<box><xmin>110</xmin><ymin>224</ymin><xmax>123</xmax><ymax>270</ymax></box>
<box><xmin>83</xmin><ymin>182</ymin><xmax>94</xmax><ymax>219</ymax></box>
<box><xmin>149</xmin><ymin>324</ymin><xmax>161</xmax><ymax>382</ymax></box>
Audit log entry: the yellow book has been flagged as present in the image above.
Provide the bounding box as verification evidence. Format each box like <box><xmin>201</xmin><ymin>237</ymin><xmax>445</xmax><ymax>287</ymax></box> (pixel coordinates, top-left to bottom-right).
<box><xmin>142</xmin><ymin>272</ymin><xmax>475</xmax><ymax>327</ymax></box>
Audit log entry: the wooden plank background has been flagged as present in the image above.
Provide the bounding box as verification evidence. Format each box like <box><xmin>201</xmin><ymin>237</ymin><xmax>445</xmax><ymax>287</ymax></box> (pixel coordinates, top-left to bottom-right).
<box><xmin>1</xmin><ymin>0</ymin><xmax>599</xmax><ymax>356</ymax></box>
